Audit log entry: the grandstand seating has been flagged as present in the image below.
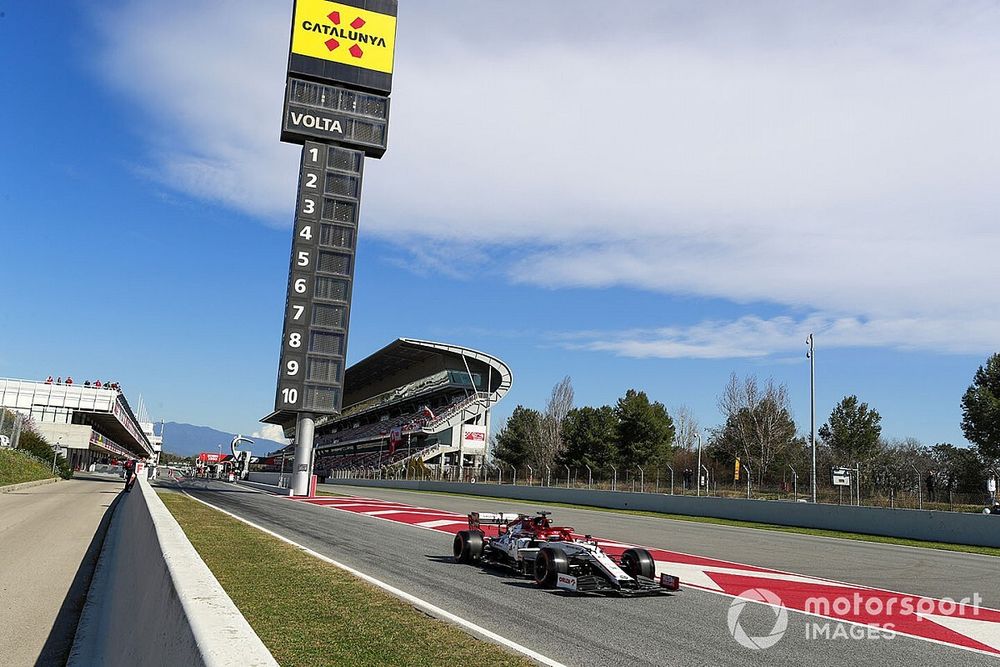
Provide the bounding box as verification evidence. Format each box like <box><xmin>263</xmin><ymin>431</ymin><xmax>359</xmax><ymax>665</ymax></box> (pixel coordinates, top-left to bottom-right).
<box><xmin>257</xmin><ymin>339</ymin><xmax>512</xmax><ymax>476</ymax></box>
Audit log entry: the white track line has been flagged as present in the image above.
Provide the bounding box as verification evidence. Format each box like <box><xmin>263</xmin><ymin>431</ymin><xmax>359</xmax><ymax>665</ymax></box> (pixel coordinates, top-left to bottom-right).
<box><xmin>181</xmin><ymin>490</ymin><xmax>567</xmax><ymax>667</ymax></box>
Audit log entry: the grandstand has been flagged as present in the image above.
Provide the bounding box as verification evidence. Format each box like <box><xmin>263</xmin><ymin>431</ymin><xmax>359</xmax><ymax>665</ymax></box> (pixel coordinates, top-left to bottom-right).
<box><xmin>259</xmin><ymin>338</ymin><xmax>511</xmax><ymax>478</ymax></box>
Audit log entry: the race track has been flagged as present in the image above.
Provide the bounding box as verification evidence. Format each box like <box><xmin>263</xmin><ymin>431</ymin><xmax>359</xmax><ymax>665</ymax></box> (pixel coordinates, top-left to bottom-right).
<box><xmin>165</xmin><ymin>479</ymin><xmax>1000</xmax><ymax>666</ymax></box>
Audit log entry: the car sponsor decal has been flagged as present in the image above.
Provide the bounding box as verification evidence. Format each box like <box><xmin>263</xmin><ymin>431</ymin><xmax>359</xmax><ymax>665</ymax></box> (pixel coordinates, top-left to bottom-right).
<box><xmin>556</xmin><ymin>574</ymin><xmax>578</xmax><ymax>591</ymax></box>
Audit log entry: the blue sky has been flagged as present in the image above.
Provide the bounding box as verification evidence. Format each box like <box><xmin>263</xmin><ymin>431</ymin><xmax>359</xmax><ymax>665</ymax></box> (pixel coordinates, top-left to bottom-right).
<box><xmin>1</xmin><ymin>2</ymin><xmax>997</xmax><ymax>447</ymax></box>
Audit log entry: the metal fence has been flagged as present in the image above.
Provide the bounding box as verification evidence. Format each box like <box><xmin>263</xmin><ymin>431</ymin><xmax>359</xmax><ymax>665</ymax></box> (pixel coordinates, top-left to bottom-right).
<box><xmin>329</xmin><ymin>460</ymin><xmax>995</xmax><ymax>514</ymax></box>
<box><xmin>0</xmin><ymin>409</ymin><xmax>25</xmax><ymax>449</ymax></box>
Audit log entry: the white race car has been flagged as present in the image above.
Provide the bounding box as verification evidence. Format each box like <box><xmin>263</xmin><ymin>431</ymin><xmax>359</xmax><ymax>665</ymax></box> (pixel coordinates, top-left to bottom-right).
<box><xmin>453</xmin><ymin>511</ymin><xmax>680</xmax><ymax>596</ymax></box>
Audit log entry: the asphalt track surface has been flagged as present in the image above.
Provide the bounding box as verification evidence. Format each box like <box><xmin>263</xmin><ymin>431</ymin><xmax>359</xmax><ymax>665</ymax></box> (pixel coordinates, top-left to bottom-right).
<box><xmin>168</xmin><ymin>479</ymin><xmax>1000</xmax><ymax>666</ymax></box>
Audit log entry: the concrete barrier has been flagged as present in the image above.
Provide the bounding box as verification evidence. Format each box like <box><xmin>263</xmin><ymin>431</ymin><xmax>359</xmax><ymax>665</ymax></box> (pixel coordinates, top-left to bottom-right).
<box><xmin>69</xmin><ymin>477</ymin><xmax>277</xmax><ymax>667</ymax></box>
<box><xmin>325</xmin><ymin>479</ymin><xmax>1000</xmax><ymax>548</ymax></box>
<box><xmin>247</xmin><ymin>471</ymin><xmax>288</xmax><ymax>487</ymax></box>
<box><xmin>0</xmin><ymin>476</ymin><xmax>58</xmax><ymax>493</ymax></box>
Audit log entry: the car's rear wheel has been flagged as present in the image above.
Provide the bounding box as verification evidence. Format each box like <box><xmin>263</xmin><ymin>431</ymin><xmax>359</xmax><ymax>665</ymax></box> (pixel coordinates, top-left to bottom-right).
<box><xmin>534</xmin><ymin>546</ymin><xmax>569</xmax><ymax>587</ymax></box>
<box><xmin>621</xmin><ymin>548</ymin><xmax>656</xmax><ymax>580</ymax></box>
<box><xmin>453</xmin><ymin>530</ymin><xmax>484</xmax><ymax>563</ymax></box>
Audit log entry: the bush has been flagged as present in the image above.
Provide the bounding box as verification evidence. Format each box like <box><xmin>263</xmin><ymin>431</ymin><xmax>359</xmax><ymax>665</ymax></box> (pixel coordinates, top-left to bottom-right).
<box><xmin>16</xmin><ymin>430</ymin><xmax>73</xmax><ymax>479</ymax></box>
<box><xmin>0</xmin><ymin>448</ymin><xmax>56</xmax><ymax>486</ymax></box>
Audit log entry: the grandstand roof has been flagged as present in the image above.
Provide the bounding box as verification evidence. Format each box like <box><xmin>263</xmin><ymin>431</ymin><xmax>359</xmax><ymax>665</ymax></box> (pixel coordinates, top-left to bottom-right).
<box><xmin>261</xmin><ymin>338</ymin><xmax>512</xmax><ymax>432</ymax></box>
<box><xmin>345</xmin><ymin>338</ymin><xmax>443</xmax><ymax>390</ymax></box>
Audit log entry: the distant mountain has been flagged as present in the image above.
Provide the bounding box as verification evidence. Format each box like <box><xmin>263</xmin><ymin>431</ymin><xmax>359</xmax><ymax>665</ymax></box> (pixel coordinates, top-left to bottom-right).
<box><xmin>159</xmin><ymin>422</ymin><xmax>287</xmax><ymax>458</ymax></box>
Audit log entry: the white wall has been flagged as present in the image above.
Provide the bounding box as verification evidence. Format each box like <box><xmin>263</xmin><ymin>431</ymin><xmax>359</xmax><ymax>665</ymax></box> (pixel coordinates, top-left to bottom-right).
<box><xmin>69</xmin><ymin>478</ymin><xmax>277</xmax><ymax>667</ymax></box>
<box><xmin>35</xmin><ymin>422</ymin><xmax>92</xmax><ymax>449</ymax></box>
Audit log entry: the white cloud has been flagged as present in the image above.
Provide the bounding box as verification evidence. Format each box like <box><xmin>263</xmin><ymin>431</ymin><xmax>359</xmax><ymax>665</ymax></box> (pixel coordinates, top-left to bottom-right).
<box><xmin>251</xmin><ymin>424</ymin><xmax>289</xmax><ymax>444</ymax></box>
<box><xmin>93</xmin><ymin>1</ymin><xmax>1000</xmax><ymax>353</ymax></box>
<box><xmin>561</xmin><ymin>313</ymin><xmax>1000</xmax><ymax>360</ymax></box>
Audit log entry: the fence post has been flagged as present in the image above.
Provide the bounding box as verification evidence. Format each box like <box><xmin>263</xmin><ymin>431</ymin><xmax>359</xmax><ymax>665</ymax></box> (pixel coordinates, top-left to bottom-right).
<box><xmin>565</xmin><ymin>465</ymin><xmax>570</xmax><ymax>489</ymax></box>
<box><xmin>585</xmin><ymin>465</ymin><xmax>592</xmax><ymax>489</ymax></box>
<box><xmin>666</xmin><ymin>465</ymin><xmax>674</xmax><ymax>495</ymax></box>
<box><xmin>527</xmin><ymin>465</ymin><xmax>533</xmax><ymax>486</ymax></box>
<box><xmin>636</xmin><ymin>465</ymin><xmax>644</xmax><ymax>493</ymax></box>
<box><xmin>611</xmin><ymin>465</ymin><xmax>617</xmax><ymax>492</ymax></box>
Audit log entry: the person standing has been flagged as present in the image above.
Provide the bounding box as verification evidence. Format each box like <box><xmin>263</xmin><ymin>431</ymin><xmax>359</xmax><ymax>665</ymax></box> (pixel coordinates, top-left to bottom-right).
<box><xmin>989</xmin><ymin>475</ymin><xmax>997</xmax><ymax>505</ymax></box>
<box><xmin>123</xmin><ymin>459</ymin><xmax>136</xmax><ymax>493</ymax></box>
<box><xmin>925</xmin><ymin>471</ymin><xmax>936</xmax><ymax>502</ymax></box>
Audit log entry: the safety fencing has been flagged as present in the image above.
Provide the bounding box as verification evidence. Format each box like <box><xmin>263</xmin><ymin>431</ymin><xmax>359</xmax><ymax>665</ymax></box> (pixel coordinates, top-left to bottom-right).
<box><xmin>331</xmin><ymin>461</ymin><xmax>993</xmax><ymax>514</ymax></box>
<box><xmin>323</xmin><ymin>478</ymin><xmax>1000</xmax><ymax>549</ymax></box>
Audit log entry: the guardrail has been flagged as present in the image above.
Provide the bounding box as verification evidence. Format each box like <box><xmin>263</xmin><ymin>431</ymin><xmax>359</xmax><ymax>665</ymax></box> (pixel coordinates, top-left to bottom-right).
<box><xmin>324</xmin><ymin>478</ymin><xmax>1000</xmax><ymax>549</ymax></box>
<box><xmin>69</xmin><ymin>477</ymin><xmax>277</xmax><ymax>666</ymax></box>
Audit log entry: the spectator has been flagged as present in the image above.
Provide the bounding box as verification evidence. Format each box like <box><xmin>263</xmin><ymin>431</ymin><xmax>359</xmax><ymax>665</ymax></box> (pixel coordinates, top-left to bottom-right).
<box><xmin>123</xmin><ymin>459</ymin><xmax>136</xmax><ymax>492</ymax></box>
<box><xmin>65</xmin><ymin>376</ymin><xmax>74</xmax><ymax>386</ymax></box>
<box><xmin>56</xmin><ymin>376</ymin><xmax>62</xmax><ymax>384</ymax></box>
<box><xmin>925</xmin><ymin>471</ymin><xmax>935</xmax><ymax>502</ymax></box>
<box><xmin>84</xmin><ymin>380</ymin><xmax>91</xmax><ymax>387</ymax></box>
<box><xmin>94</xmin><ymin>380</ymin><xmax>102</xmax><ymax>388</ymax></box>
<box><xmin>989</xmin><ymin>475</ymin><xmax>997</xmax><ymax>505</ymax></box>
<box><xmin>45</xmin><ymin>375</ymin><xmax>53</xmax><ymax>384</ymax></box>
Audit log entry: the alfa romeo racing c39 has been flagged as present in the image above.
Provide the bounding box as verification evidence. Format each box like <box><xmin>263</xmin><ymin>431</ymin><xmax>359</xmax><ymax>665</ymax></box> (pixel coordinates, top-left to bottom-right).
<box><xmin>452</xmin><ymin>511</ymin><xmax>680</xmax><ymax>596</ymax></box>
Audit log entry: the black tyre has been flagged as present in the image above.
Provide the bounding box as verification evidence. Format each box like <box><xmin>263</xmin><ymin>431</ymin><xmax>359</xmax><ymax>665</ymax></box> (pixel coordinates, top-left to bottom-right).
<box><xmin>534</xmin><ymin>546</ymin><xmax>569</xmax><ymax>587</ymax></box>
<box><xmin>621</xmin><ymin>548</ymin><xmax>656</xmax><ymax>580</ymax></box>
<box><xmin>453</xmin><ymin>530</ymin><xmax>484</xmax><ymax>563</ymax></box>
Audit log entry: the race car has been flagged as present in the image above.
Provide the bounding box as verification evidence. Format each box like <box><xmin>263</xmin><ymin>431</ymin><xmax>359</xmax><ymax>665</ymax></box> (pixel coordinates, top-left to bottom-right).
<box><xmin>452</xmin><ymin>510</ymin><xmax>680</xmax><ymax>596</ymax></box>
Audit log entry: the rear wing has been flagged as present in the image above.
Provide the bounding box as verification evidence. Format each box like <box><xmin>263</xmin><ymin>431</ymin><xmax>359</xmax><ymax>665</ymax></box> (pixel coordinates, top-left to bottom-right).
<box><xmin>469</xmin><ymin>512</ymin><xmax>522</xmax><ymax>530</ymax></box>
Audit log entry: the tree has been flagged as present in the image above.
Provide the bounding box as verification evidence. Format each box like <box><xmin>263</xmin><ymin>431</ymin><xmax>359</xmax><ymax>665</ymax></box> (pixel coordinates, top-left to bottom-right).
<box><xmin>673</xmin><ymin>404</ymin><xmax>701</xmax><ymax>450</ymax></box>
<box><xmin>872</xmin><ymin>437</ymin><xmax>931</xmax><ymax>495</ymax></box>
<box><xmin>15</xmin><ymin>428</ymin><xmax>72</xmax><ymax>479</ymax></box>
<box><xmin>493</xmin><ymin>406</ymin><xmax>542</xmax><ymax>468</ymax></box>
<box><xmin>961</xmin><ymin>353</ymin><xmax>1000</xmax><ymax>459</ymax></box>
<box><xmin>818</xmin><ymin>395</ymin><xmax>882</xmax><ymax>464</ymax></box>
<box><xmin>615</xmin><ymin>390</ymin><xmax>675</xmax><ymax>469</ymax></box>
<box><xmin>559</xmin><ymin>406</ymin><xmax>618</xmax><ymax>469</ymax></box>
<box><xmin>539</xmin><ymin>376</ymin><xmax>574</xmax><ymax>469</ymax></box>
<box><xmin>929</xmin><ymin>442</ymin><xmax>986</xmax><ymax>496</ymax></box>
<box><xmin>715</xmin><ymin>374</ymin><xmax>797</xmax><ymax>486</ymax></box>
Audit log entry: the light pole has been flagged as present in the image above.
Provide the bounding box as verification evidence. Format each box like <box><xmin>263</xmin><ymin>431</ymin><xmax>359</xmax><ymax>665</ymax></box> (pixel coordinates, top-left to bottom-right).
<box><xmin>807</xmin><ymin>333</ymin><xmax>817</xmax><ymax>503</ymax></box>
<box><xmin>787</xmin><ymin>464</ymin><xmax>798</xmax><ymax>501</ymax></box>
<box><xmin>695</xmin><ymin>432</ymin><xmax>703</xmax><ymax>497</ymax></box>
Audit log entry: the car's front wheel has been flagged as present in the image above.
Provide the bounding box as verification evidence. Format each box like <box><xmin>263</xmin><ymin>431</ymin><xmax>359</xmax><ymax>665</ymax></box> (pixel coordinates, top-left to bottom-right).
<box><xmin>621</xmin><ymin>547</ymin><xmax>656</xmax><ymax>580</ymax></box>
<box><xmin>534</xmin><ymin>546</ymin><xmax>569</xmax><ymax>587</ymax></box>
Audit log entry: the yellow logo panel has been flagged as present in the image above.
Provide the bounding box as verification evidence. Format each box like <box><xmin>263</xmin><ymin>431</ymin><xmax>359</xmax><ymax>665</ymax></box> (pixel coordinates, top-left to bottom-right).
<box><xmin>291</xmin><ymin>0</ymin><xmax>397</xmax><ymax>74</ymax></box>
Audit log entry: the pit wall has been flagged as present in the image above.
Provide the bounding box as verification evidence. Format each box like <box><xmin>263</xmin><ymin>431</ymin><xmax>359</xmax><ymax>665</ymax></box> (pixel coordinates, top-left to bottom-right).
<box><xmin>69</xmin><ymin>477</ymin><xmax>277</xmax><ymax>667</ymax></box>
<box><xmin>323</xmin><ymin>479</ymin><xmax>1000</xmax><ymax>549</ymax></box>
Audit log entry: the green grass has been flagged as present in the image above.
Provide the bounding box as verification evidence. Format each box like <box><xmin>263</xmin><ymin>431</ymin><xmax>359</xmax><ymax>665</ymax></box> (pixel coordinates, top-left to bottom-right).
<box><xmin>328</xmin><ymin>484</ymin><xmax>1000</xmax><ymax>559</ymax></box>
<box><xmin>0</xmin><ymin>449</ymin><xmax>56</xmax><ymax>487</ymax></box>
<box><xmin>159</xmin><ymin>492</ymin><xmax>533</xmax><ymax>667</ymax></box>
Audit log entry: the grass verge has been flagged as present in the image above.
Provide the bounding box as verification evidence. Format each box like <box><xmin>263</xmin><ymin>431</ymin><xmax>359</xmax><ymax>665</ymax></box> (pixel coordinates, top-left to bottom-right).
<box><xmin>327</xmin><ymin>485</ymin><xmax>1000</xmax><ymax>559</ymax></box>
<box><xmin>0</xmin><ymin>449</ymin><xmax>56</xmax><ymax>487</ymax></box>
<box><xmin>158</xmin><ymin>492</ymin><xmax>533</xmax><ymax>667</ymax></box>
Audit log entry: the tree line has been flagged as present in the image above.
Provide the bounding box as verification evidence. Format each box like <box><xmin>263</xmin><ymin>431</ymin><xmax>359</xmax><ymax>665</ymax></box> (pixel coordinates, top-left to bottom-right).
<box><xmin>491</xmin><ymin>352</ymin><xmax>1000</xmax><ymax>497</ymax></box>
